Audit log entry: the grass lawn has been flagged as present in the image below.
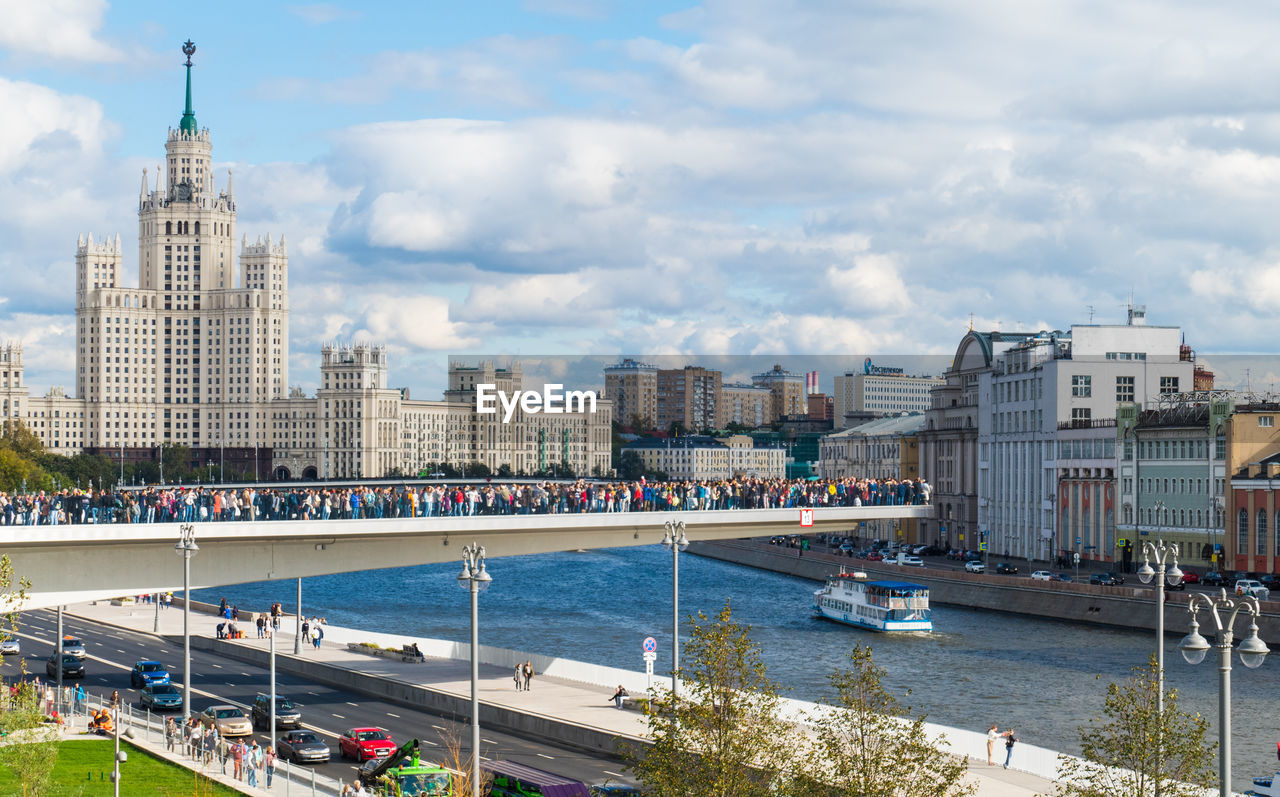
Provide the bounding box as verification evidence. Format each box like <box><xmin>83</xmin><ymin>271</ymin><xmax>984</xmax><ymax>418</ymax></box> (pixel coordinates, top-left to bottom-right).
<box><xmin>0</xmin><ymin>737</ymin><xmax>242</xmax><ymax>796</ymax></box>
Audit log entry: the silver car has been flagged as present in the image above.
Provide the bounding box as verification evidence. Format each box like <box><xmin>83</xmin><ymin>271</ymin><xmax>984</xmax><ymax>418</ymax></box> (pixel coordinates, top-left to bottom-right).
<box><xmin>0</xmin><ymin>638</ymin><xmax>19</xmax><ymax>655</ymax></box>
<box><xmin>200</xmin><ymin>705</ymin><xmax>253</xmax><ymax>737</ymax></box>
<box><xmin>58</xmin><ymin>636</ymin><xmax>86</xmax><ymax>658</ymax></box>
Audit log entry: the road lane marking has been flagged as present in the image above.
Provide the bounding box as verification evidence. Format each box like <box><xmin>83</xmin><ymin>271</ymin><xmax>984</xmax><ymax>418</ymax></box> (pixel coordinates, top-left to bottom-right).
<box><xmin>432</xmin><ymin>725</ymin><xmax>447</xmax><ymax>732</ymax></box>
<box><xmin>385</xmin><ymin>712</ymin><xmax>399</xmax><ymax>718</ymax></box>
<box><xmin>421</xmin><ymin>739</ymin><xmax>438</xmax><ymax>746</ymax></box>
<box><xmin>307</xmin><ymin>691</ymin><xmax>318</xmax><ymax>696</ymax></box>
<box><xmin>603</xmin><ymin>771</ymin><xmax>626</xmax><ymax>779</ymax></box>
<box><xmin>345</xmin><ymin>702</ymin><xmax>358</xmax><ymax>707</ymax></box>
<box><xmin>536</xmin><ymin>753</ymin><xmax>554</xmax><ymax>759</ymax></box>
<box><xmin>212</xmin><ymin>664</ymin><xmax>223</xmax><ymax>669</ymax></box>
<box><xmin>331</xmin><ymin>713</ymin><xmax>344</xmax><ymax>719</ymax></box>
<box><xmin>483</xmin><ymin>738</ymin><xmax>498</xmax><ymax>745</ymax></box>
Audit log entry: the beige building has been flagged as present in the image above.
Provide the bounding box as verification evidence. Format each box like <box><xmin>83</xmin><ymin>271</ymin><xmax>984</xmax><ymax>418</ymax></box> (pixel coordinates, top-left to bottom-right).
<box><xmin>752</xmin><ymin>364</ymin><xmax>804</xmax><ymax>422</ymax></box>
<box><xmin>657</xmin><ymin>366</ymin><xmax>721</xmax><ymax>432</ymax></box>
<box><xmin>818</xmin><ymin>414</ymin><xmax>926</xmax><ymax>481</ymax></box>
<box><xmin>604</xmin><ymin>359</ymin><xmax>658</xmax><ymax>429</ymax></box>
<box><xmin>2</xmin><ymin>48</ymin><xmax>614</xmax><ymax>481</ymax></box>
<box><xmin>718</xmin><ymin>382</ymin><xmax>771</xmax><ymax>428</ymax></box>
<box><xmin>624</xmin><ymin>435</ymin><xmax>784</xmax><ymax>480</ymax></box>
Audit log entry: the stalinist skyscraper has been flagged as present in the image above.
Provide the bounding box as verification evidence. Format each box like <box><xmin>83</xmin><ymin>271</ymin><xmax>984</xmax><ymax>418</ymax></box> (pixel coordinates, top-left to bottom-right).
<box><xmin>73</xmin><ymin>40</ymin><xmax>289</xmax><ymax>455</ymax></box>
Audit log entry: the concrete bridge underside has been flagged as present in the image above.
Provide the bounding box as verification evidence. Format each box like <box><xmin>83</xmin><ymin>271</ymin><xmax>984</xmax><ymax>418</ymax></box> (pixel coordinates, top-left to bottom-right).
<box><xmin>0</xmin><ymin>506</ymin><xmax>932</xmax><ymax>608</ymax></box>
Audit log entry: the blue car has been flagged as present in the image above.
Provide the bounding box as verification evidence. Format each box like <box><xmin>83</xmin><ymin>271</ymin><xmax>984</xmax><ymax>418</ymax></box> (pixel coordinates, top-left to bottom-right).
<box><xmin>139</xmin><ymin>683</ymin><xmax>183</xmax><ymax>712</ymax></box>
<box><xmin>130</xmin><ymin>660</ymin><xmax>171</xmax><ymax>688</ymax></box>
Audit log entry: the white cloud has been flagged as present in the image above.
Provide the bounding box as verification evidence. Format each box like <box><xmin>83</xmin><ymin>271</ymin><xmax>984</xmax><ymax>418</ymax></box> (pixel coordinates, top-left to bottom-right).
<box><xmin>0</xmin><ymin>0</ymin><xmax>122</xmax><ymax>62</ymax></box>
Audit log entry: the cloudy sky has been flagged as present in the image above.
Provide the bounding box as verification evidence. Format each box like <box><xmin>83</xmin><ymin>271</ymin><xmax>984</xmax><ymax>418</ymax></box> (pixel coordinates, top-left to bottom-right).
<box><xmin>3</xmin><ymin>0</ymin><xmax>1279</xmax><ymax>398</ymax></box>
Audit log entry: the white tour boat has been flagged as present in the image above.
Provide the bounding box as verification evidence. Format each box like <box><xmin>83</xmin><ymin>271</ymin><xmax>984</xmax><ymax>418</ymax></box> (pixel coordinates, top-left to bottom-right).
<box><xmin>812</xmin><ymin>570</ymin><xmax>932</xmax><ymax>632</ymax></box>
<box><xmin>1249</xmin><ymin>770</ymin><xmax>1280</xmax><ymax>796</ymax></box>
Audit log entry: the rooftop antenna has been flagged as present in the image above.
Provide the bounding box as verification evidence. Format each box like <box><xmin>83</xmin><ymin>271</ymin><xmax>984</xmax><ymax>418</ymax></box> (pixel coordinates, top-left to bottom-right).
<box><xmin>1087</xmin><ymin>305</ymin><xmax>1095</xmax><ymax>323</ymax></box>
<box><xmin>968</xmin><ymin>313</ymin><xmax>974</xmax><ymax>332</ymax></box>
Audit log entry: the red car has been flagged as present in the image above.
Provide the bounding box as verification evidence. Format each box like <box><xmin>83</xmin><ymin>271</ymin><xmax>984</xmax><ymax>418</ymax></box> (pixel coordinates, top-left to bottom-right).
<box><xmin>865</xmin><ymin>551</ymin><xmax>884</xmax><ymax>562</ymax></box>
<box><xmin>338</xmin><ymin>727</ymin><xmax>395</xmax><ymax>761</ymax></box>
<box><xmin>1180</xmin><ymin>569</ymin><xmax>1200</xmax><ymax>585</ymax></box>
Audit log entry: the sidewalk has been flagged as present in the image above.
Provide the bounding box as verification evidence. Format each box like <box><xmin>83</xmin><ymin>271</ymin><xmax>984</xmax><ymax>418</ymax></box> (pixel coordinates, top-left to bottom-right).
<box><xmin>71</xmin><ymin>600</ymin><xmax>1058</xmax><ymax>797</ymax></box>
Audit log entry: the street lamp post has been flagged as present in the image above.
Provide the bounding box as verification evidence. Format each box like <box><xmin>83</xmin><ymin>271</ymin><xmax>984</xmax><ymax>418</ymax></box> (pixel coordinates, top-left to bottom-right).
<box><xmin>174</xmin><ymin>524</ymin><xmax>199</xmax><ymax>720</ymax></box>
<box><xmin>457</xmin><ymin>542</ymin><xmax>492</xmax><ymax>797</ymax></box>
<box><xmin>1178</xmin><ymin>589</ymin><xmax>1270</xmax><ymax>797</ymax></box>
<box><xmin>661</xmin><ymin>519</ymin><xmax>689</xmax><ymax>698</ymax></box>
<box><xmin>1137</xmin><ymin>540</ymin><xmax>1183</xmax><ymax>797</ymax></box>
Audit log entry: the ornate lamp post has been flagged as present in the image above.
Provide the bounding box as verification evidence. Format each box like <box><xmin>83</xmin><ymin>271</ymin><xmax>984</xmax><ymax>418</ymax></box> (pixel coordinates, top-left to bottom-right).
<box><xmin>1136</xmin><ymin>540</ymin><xmax>1182</xmax><ymax>797</ymax></box>
<box><xmin>174</xmin><ymin>524</ymin><xmax>199</xmax><ymax>719</ymax></box>
<box><xmin>661</xmin><ymin>519</ymin><xmax>689</xmax><ymax>697</ymax></box>
<box><xmin>1178</xmin><ymin>589</ymin><xmax>1269</xmax><ymax>797</ymax></box>
<box><xmin>457</xmin><ymin>543</ymin><xmax>492</xmax><ymax>797</ymax></box>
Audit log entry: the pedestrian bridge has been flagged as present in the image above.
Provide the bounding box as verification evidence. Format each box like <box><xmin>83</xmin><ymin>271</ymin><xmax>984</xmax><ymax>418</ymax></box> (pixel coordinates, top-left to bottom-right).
<box><xmin>1</xmin><ymin>506</ymin><xmax>933</xmax><ymax>608</ymax></box>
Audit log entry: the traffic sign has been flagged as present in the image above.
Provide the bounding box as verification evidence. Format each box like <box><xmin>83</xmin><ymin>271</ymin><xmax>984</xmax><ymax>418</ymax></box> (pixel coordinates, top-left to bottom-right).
<box><xmin>1075</xmin><ymin>536</ymin><xmax>1082</xmax><ymax>545</ymax></box>
<box><xmin>800</xmin><ymin>509</ymin><xmax>813</xmax><ymax>527</ymax></box>
<box><xmin>642</xmin><ymin>637</ymin><xmax>657</xmax><ymax>653</ymax></box>
<box><xmin>642</xmin><ymin>651</ymin><xmax>657</xmax><ymax>663</ymax></box>
<box><xmin>978</xmin><ymin>542</ymin><xmax>988</xmax><ymax>551</ymax></box>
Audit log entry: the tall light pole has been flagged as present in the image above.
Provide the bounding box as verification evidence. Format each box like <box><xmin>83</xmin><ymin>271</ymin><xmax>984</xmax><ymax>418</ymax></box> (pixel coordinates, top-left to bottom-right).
<box><xmin>294</xmin><ymin>577</ymin><xmax>302</xmax><ymax>655</ymax></box>
<box><xmin>1178</xmin><ymin>589</ymin><xmax>1269</xmax><ymax>797</ymax></box>
<box><xmin>457</xmin><ymin>542</ymin><xmax>492</xmax><ymax>797</ymax></box>
<box><xmin>661</xmin><ymin>519</ymin><xmax>688</xmax><ymax>698</ymax></box>
<box><xmin>269</xmin><ymin>608</ymin><xmax>276</xmax><ymax>748</ymax></box>
<box><xmin>1136</xmin><ymin>540</ymin><xmax>1182</xmax><ymax>797</ymax></box>
<box><xmin>174</xmin><ymin>524</ymin><xmax>198</xmax><ymax>720</ymax></box>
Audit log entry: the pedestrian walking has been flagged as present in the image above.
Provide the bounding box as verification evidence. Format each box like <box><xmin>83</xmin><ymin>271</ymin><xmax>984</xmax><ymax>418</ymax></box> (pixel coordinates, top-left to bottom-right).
<box><xmin>522</xmin><ymin>660</ymin><xmax>534</xmax><ymax>691</ymax></box>
<box><xmin>513</xmin><ymin>663</ymin><xmax>523</xmax><ymax>691</ymax></box>
<box><xmin>1003</xmin><ymin>728</ymin><xmax>1017</xmax><ymax>769</ymax></box>
<box><xmin>232</xmin><ymin>738</ymin><xmax>245</xmax><ymax>780</ymax></box>
<box><xmin>986</xmin><ymin>724</ymin><xmax>999</xmax><ymax>766</ymax></box>
<box><xmin>165</xmin><ymin>717</ymin><xmax>177</xmax><ymax>752</ymax></box>
<box><xmin>44</xmin><ymin>685</ymin><xmax>53</xmax><ymax>715</ymax></box>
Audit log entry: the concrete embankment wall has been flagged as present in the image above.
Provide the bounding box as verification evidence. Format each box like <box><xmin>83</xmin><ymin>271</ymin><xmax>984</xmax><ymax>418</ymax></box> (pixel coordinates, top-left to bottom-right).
<box><xmin>690</xmin><ymin>540</ymin><xmax>1280</xmax><ymax>639</ymax></box>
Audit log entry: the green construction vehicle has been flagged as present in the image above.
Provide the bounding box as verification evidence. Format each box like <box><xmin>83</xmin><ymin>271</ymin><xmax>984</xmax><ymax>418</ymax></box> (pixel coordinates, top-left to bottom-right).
<box><xmin>354</xmin><ymin>739</ymin><xmax>455</xmax><ymax>796</ymax></box>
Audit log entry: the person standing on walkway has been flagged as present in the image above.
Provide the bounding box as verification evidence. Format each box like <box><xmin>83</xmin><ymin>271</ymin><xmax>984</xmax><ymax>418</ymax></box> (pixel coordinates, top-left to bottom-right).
<box><xmin>73</xmin><ymin>683</ymin><xmax>85</xmax><ymax>716</ymax></box>
<box><xmin>246</xmin><ymin>740</ymin><xmax>261</xmax><ymax>787</ymax></box>
<box><xmin>513</xmin><ymin>664</ymin><xmax>523</xmax><ymax>691</ymax></box>
<box><xmin>264</xmin><ymin>746</ymin><xmax>277</xmax><ymax>789</ymax></box>
<box><xmin>313</xmin><ymin>624</ymin><xmax>323</xmax><ymax>649</ymax></box>
<box><xmin>1003</xmin><ymin>728</ymin><xmax>1016</xmax><ymax>769</ymax></box>
<box><xmin>232</xmin><ymin>738</ymin><xmax>245</xmax><ymax>780</ymax></box>
<box><xmin>986</xmin><ymin>724</ymin><xmax>999</xmax><ymax>766</ymax></box>
<box><xmin>165</xmin><ymin>717</ymin><xmax>177</xmax><ymax>752</ymax></box>
<box><xmin>522</xmin><ymin>660</ymin><xmax>534</xmax><ymax>691</ymax></box>
<box><xmin>301</xmin><ymin>618</ymin><xmax>310</xmax><ymax>648</ymax></box>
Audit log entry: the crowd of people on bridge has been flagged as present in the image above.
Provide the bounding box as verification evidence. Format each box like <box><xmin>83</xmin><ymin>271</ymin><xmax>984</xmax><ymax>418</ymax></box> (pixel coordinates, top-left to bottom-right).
<box><xmin>0</xmin><ymin>475</ymin><xmax>929</xmax><ymax>526</ymax></box>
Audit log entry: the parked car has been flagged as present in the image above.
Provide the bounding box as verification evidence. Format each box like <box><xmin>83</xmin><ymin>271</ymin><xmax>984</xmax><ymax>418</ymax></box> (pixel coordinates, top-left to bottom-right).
<box><xmin>1051</xmin><ymin>573</ymin><xmax>1074</xmax><ymax>582</ymax></box>
<box><xmin>591</xmin><ymin>786</ymin><xmax>645</xmax><ymax>797</ymax></box>
<box><xmin>200</xmin><ymin>705</ymin><xmax>253</xmax><ymax>737</ymax></box>
<box><xmin>865</xmin><ymin>551</ymin><xmax>884</xmax><ymax>562</ymax></box>
<box><xmin>995</xmin><ymin>562</ymin><xmax>1019</xmax><ymax>575</ymax></box>
<box><xmin>338</xmin><ymin>727</ymin><xmax>396</xmax><ymax>762</ymax></box>
<box><xmin>1235</xmin><ymin>579</ymin><xmax>1271</xmax><ymax>600</ymax></box>
<box><xmin>964</xmin><ymin>560</ymin><xmax>985</xmax><ymax>574</ymax></box>
<box><xmin>838</xmin><ymin>543</ymin><xmax>854</xmax><ymax>553</ymax></box>
<box><xmin>1180</xmin><ymin>569</ymin><xmax>1201</xmax><ymax>585</ymax></box>
<box><xmin>1030</xmin><ymin>570</ymin><xmax>1053</xmax><ymax>581</ymax></box>
<box><xmin>129</xmin><ymin>660</ymin><xmax>171</xmax><ymax>688</ymax></box>
<box><xmin>1202</xmin><ymin>571</ymin><xmax>1226</xmax><ymax>587</ymax></box>
<box><xmin>947</xmin><ymin>549</ymin><xmax>965</xmax><ymax>560</ymax></box>
<box><xmin>964</xmin><ymin>550</ymin><xmax>983</xmax><ymax>561</ymax></box>
<box><xmin>0</xmin><ymin>638</ymin><xmax>19</xmax><ymax>656</ymax></box>
<box><xmin>1089</xmin><ymin>573</ymin><xmax>1122</xmax><ymax>586</ymax></box>
<box><xmin>277</xmin><ymin>730</ymin><xmax>330</xmax><ymax>764</ymax></box>
<box><xmin>252</xmin><ymin>694</ymin><xmax>302</xmax><ymax>730</ymax></box>
<box><xmin>918</xmin><ymin>546</ymin><xmax>944</xmax><ymax>556</ymax></box>
<box><xmin>1258</xmin><ymin>574</ymin><xmax>1280</xmax><ymax>590</ymax></box>
<box><xmin>139</xmin><ymin>684</ymin><xmax>183</xmax><ymax>712</ymax></box>
<box><xmin>910</xmin><ymin>544</ymin><xmax>929</xmax><ymax>555</ymax></box>
<box><xmin>897</xmin><ymin>555</ymin><xmax>925</xmax><ymax>567</ymax></box>
<box><xmin>46</xmin><ymin>653</ymin><xmax>84</xmax><ymax>679</ymax></box>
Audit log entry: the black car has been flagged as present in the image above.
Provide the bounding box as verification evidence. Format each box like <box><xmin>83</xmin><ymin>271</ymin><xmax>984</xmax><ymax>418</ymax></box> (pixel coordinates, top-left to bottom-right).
<box><xmin>1202</xmin><ymin>571</ymin><xmax>1226</xmax><ymax>587</ymax></box>
<box><xmin>946</xmin><ymin>549</ymin><xmax>965</xmax><ymax>560</ymax></box>
<box><xmin>252</xmin><ymin>694</ymin><xmax>302</xmax><ymax>729</ymax></box>
<box><xmin>1089</xmin><ymin>573</ymin><xmax>1122</xmax><ymax>586</ymax></box>
<box><xmin>918</xmin><ymin>546</ymin><xmax>944</xmax><ymax>557</ymax></box>
<box><xmin>46</xmin><ymin>653</ymin><xmax>84</xmax><ymax>679</ymax></box>
<box><xmin>1259</xmin><ymin>574</ymin><xmax>1280</xmax><ymax>590</ymax></box>
<box><xmin>995</xmin><ymin>562</ymin><xmax>1018</xmax><ymax>575</ymax></box>
<box><xmin>276</xmin><ymin>730</ymin><xmax>330</xmax><ymax>764</ymax></box>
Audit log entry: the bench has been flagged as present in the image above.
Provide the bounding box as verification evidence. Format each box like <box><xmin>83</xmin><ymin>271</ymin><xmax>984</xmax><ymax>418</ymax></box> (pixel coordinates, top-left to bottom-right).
<box><xmin>400</xmin><ymin>645</ymin><xmax>424</xmax><ymax>663</ymax></box>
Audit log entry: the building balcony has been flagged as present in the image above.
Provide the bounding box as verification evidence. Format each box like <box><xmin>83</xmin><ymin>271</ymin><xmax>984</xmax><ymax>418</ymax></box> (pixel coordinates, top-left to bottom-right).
<box><xmin>1057</xmin><ymin>418</ymin><xmax>1118</xmax><ymax>430</ymax></box>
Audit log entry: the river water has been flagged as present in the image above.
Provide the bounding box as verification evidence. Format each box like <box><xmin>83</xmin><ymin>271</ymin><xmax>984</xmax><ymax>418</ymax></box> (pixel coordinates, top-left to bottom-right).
<box><xmin>195</xmin><ymin>545</ymin><xmax>1279</xmax><ymax>790</ymax></box>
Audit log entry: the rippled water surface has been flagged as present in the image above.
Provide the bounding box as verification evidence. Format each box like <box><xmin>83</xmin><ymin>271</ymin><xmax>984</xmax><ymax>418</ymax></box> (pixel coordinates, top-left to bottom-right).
<box><xmin>196</xmin><ymin>546</ymin><xmax>1280</xmax><ymax>790</ymax></box>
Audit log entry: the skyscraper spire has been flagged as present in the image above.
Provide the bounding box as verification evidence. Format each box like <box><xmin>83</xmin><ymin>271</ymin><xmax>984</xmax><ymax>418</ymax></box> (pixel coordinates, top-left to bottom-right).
<box><xmin>179</xmin><ymin>39</ymin><xmax>198</xmax><ymax>134</ymax></box>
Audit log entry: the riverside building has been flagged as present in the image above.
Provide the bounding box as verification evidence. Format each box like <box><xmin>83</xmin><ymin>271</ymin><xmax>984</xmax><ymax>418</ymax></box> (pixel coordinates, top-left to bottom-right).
<box><xmin>0</xmin><ymin>44</ymin><xmax>611</xmax><ymax>480</ymax></box>
<box><xmin>832</xmin><ymin>363</ymin><xmax>943</xmax><ymax>428</ymax></box>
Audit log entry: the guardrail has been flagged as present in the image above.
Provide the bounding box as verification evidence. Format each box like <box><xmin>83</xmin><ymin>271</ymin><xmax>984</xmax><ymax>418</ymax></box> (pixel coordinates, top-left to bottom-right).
<box><xmin>38</xmin><ymin>689</ymin><xmax>347</xmax><ymax>796</ymax></box>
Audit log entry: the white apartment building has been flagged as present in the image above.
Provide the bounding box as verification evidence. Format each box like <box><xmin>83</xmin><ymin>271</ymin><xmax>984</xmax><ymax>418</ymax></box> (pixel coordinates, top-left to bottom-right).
<box><xmin>977</xmin><ymin>309</ymin><xmax>1195</xmax><ymax>562</ymax></box>
<box><xmin>832</xmin><ymin>364</ymin><xmax>942</xmax><ymax>428</ymax></box>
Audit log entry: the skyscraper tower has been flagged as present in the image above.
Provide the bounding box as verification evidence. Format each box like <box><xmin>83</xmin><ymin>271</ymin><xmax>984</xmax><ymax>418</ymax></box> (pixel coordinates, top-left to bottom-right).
<box><xmin>74</xmin><ymin>40</ymin><xmax>290</xmax><ymax>452</ymax></box>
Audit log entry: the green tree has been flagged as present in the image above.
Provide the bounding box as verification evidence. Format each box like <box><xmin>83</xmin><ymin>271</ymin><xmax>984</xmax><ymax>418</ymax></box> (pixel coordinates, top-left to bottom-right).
<box><xmin>1052</xmin><ymin>656</ymin><xmax>1215</xmax><ymax>797</ymax></box>
<box><xmin>465</xmin><ymin>461</ymin><xmax>492</xmax><ymax>478</ymax></box>
<box><xmin>0</xmin><ymin>449</ymin><xmax>51</xmax><ymax>493</ymax></box>
<box><xmin>161</xmin><ymin>444</ymin><xmax>193</xmax><ymax>483</ymax></box>
<box><xmin>784</xmin><ymin>646</ymin><xmax>973</xmax><ymax>797</ymax></box>
<box><xmin>0</xmin><ymin>556</ymin><xmax>56</xmax><ymax>797</ymax></box>
<box><xmin>0</xmin><ymin>419</ymin><xmax>44</xmax><ymax>460</ymax></box>
<box><xmin>628</xmin><ymin>600</ymin><xmax>792</xmax><ymax>797</ymax></box>
<box><xmin>496</xmin><ymin>464</ymin><xmax>514</xmax><ymax>478</ymax></box>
